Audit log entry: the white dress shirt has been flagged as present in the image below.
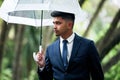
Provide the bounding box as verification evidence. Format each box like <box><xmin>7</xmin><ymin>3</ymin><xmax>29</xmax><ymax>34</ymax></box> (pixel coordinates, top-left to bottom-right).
<box><xmin>60</xmin><ymin>33</ymin><xmax>75</xmax><ymax>61</ymax></box>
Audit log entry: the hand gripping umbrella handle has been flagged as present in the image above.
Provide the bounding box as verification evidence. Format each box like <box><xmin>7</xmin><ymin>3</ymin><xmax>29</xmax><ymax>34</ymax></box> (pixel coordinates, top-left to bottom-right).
<box><xmin>33</xmin><ymin>45</ymin><xmax>42</xmax><ymax>62</ymax></box>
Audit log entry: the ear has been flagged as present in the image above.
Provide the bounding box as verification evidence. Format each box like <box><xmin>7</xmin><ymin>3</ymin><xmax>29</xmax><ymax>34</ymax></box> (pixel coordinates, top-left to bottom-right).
<box><xmin>68</xmin><ymin>22</ymin><xmax>73</xmax><ymax>29</ymax></box>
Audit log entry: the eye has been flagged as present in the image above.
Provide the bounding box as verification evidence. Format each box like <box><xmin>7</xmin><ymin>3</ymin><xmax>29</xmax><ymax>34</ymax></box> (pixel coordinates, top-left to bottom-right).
<box><xmin>53</xmin><ymin>21</ymin><xmax>62</xmax><ymax>25</ymax></box>
<box><xmin>56</xmin><ymin>22</ymin><xmax>62</xmax><ymax>25</ymax></box>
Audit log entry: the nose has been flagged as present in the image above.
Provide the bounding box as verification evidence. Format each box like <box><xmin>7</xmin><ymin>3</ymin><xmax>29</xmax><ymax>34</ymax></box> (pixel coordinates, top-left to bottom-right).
<box><xmin>53</xmin><ymin>24</ymin><xmax>57</xmax><ymax>29</ymax></box>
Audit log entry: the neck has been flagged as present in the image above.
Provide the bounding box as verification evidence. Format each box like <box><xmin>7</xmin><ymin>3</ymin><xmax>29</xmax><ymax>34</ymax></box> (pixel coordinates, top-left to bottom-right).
<box><xmin>61</xmin><ymin>31</ymin><xmax>73</xmax><ymax>39</ymax></box>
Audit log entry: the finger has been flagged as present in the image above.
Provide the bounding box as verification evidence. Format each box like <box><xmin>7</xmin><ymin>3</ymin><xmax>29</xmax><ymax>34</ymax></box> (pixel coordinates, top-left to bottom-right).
<box><xmin>37</xmin><ymin>50</ymin><xmax>44</xmax><ymax>54</ymax></box>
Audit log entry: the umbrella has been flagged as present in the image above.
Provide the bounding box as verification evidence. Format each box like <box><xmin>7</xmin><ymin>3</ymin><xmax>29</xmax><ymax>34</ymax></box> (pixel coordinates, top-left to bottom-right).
<box><xmin>0</xmin><ymin>0</ymin><xmax>87</xmax><ymax>61</ymax></box>
<box><xmin>0</xmin><ymin>0</ymin><xmax>87</xmax><ymax>26</ymax></box>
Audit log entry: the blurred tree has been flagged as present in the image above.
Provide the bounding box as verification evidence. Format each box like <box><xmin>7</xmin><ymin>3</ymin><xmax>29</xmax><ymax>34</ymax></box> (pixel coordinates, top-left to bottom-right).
<box><xmin>103</xmin><ymin>50</ymin><xmax>120</xmax><ymax>73</ymax></box>
<box><xmin>83</xmin><ymin>0</ymin><xmax>106</xmax><ymax>37</ymax></box>
<box><xmin>96</xmin><ymin>9</ymin><xmax>120</xmax><ymax>59</ymax></box>
<box><xmin>0</xmin><ymin>21</ymin><xmax>10</xmax><ymax>76</ymax></box>
<box><xmin>12</xmin><ymin>25</ymin><xmax>25</xmax><ymax>80</ymax></box>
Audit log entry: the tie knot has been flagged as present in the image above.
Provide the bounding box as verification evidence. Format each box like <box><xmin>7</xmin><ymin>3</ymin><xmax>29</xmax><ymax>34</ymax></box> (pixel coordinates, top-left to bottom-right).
<box><xmin>63</xmin><ymin>40</ymin><xmax>68</xmax><ymax>44</ymax></box>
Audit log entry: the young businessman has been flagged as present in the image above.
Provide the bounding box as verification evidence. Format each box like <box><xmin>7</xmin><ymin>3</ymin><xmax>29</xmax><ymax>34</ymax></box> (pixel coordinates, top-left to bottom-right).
<box><xmin>36</xmin><ymin>11</ymin><xmax>104</xmax><ymax>80</ymax></box>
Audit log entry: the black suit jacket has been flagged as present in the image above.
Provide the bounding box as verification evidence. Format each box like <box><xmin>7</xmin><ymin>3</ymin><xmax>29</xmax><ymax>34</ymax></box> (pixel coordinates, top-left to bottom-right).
<box><xmin>38</xmin><ymin>34</ymin><xmax>104</xmax><ymax>80</ymax></box>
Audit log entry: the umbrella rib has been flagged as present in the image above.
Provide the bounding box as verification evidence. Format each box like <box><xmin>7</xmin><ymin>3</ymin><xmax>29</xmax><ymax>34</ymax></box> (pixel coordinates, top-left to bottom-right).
<box><xmin>33</xmin><ymin>11</ymin><xmax>37</xmax><ymax>26</ymax></box>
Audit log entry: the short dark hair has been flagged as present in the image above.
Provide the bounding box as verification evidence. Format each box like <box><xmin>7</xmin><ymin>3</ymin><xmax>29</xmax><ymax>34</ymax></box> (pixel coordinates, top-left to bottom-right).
<box><xmin>51</xmin><ymin>11</ymin><xmax>75</xmax><ymax>22</ymax></box>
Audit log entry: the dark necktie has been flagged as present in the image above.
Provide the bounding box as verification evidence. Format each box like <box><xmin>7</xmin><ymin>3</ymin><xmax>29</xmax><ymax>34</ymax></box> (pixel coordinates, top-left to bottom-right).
<box><xmin>62</xmin><ymin>40</ymin><xmax>68</xmax><ymax>70</ymax></box>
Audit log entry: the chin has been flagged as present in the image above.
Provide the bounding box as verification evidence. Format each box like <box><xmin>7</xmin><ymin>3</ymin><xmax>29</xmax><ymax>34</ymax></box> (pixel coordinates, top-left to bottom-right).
<box><xmin>55</xmin><ymin>33</ymin><xmax>60</xmax><ymax>36</ymax></box>
<box><xmin>55</xmin><ymin>34</ymin><xmax>59</xmax><ymax>36</ymax></box>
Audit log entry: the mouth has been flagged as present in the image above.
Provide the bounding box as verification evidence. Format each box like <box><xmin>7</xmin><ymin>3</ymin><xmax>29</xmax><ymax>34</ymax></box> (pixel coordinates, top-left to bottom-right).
<box><xmin>54</xmin><ymin>29</ymin><xmax>57</xmax><ymax>33</ymax></box>
<box><xmin>54</xmin><ymin>29</ymin><xmax>59</xmax><ymax>36</ymax></box>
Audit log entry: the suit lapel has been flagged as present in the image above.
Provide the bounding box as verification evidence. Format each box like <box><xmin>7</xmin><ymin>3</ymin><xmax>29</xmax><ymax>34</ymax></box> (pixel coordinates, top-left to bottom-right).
<box><xmin>54</xmin><ymin>39</ymin><xmax>64</xmax><ymax>70</ymax></box>
<box><xmin>69</xmin><ymin>34</ymin><xmax>82</xmax><ymax>64</ymax></box>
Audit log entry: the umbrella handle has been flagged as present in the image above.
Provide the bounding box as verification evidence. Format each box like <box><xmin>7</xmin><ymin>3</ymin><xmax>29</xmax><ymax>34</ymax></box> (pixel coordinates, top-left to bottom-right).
<box><xmin>33</xmin><ymin>52</ymin><xmax>38</xmax><ymax>61</ymax></box>
<box><xmin>39</xmin><ymin>45</ymin><xmax>42</xmax><ymax>53</ymax></box>
<box><xmin>33</xmin><ymin>45</ymin><xmax>42</xmax><ymax>62</ymax></box>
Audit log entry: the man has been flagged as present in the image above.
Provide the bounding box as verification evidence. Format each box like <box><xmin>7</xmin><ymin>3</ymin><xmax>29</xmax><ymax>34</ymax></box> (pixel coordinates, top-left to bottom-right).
<box><xmin>36</xmin><ymin>11</ymin><xmax>104</xmax><ymax>80</ymax></box>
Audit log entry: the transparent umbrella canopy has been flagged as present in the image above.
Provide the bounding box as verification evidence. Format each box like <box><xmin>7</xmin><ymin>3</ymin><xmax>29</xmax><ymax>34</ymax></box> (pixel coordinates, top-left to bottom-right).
<box><xmin>0</xmin><ymin>0</ymin><xmax>87</xmax><ymax>61</ymax></box>
<box><xmin>0</xmin><ymin>0</ymin><xmax>87</xmax><ymax>26</ymax></box>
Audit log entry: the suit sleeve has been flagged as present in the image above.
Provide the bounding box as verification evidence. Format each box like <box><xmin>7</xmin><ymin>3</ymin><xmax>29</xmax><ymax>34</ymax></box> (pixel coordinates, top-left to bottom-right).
<box><xmin>37</xmin><ymin>47</ymin><xmax>53</xmax><ymax>80</ymax></box>
<box><xmin>88</xmin><ymin>41</ymin><xmax>104</xmax><ymax>80</ymax></box>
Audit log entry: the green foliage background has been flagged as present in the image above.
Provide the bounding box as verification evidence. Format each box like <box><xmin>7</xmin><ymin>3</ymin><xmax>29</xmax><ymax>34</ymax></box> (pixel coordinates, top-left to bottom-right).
<box><xmin>0</xmin><ymin>0</ymin><xmax>120</xmax><ymax>80</ymax></box>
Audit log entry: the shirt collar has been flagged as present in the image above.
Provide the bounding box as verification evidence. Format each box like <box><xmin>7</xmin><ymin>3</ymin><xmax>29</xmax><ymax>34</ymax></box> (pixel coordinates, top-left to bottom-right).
<box><xmin>60</xmin><ymin>33</ymin><xmax>75</xmax><ymax>44</ymax></box>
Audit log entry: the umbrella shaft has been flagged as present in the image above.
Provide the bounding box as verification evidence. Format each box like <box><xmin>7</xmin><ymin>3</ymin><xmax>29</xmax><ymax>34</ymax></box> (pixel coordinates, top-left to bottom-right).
<box><xmin>40</xmin><ymin>10</ymin><xmax>43</xmax><ymax>45</ymax></box>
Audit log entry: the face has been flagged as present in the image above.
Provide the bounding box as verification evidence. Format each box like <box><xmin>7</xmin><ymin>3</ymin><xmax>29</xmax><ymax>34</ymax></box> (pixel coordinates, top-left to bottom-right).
<box><xmin>53</xmin><ymin>17</ymin><xmax>73</xmax><ymax>38</ymax></box>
